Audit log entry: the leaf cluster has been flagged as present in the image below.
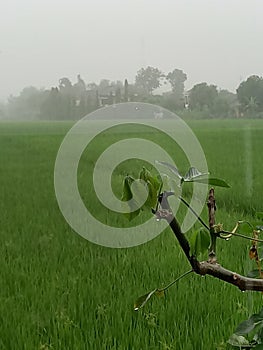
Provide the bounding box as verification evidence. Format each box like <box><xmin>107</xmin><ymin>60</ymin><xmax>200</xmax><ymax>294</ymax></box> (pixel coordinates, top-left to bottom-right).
<box><xmin>121</xmin><ymin>167</ymin><xmax>162</xmax><ymax>221</ymax></box>
<box><xmin>228</xmin><ymin>308</ymin><xmax>263</xmax><ymax>349</ymax></box>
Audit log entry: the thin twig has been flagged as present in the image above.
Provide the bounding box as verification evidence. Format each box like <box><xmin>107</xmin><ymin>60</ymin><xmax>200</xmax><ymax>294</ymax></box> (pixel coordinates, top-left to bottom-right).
<box><xmin>179</xmin><ymin>196</ymin><xmax>210</xmax><ymax>230</ymax></box>
<box><xmin>207</xmin><ymin>188</ymin><xmax>217</xmax><ymax>263</ymax></box>
<box><xmin>219</xmin><ymin>230</ymin><xmax>263</xmax><ymax>243</ymax></box>
<box><xmin>161</xmin><ymin>270</ymin><xmax>193</xmax><ymax>291</ymax></box>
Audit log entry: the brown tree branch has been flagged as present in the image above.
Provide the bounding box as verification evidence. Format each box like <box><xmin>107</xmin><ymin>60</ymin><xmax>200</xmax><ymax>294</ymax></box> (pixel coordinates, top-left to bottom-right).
<box><xmin>207</xmin><ymin>188</ymin><xmax>217</xmax><ymax>263</ymax></box>
<box><xmin>157</xmin><ymin>190</ymin><xmax>263</xmax><ymax>292</ymax></box>
<box><xmin>193</xmin><ymin>260</ymin><xmax>263</xmax><ymax>292</ymax></box>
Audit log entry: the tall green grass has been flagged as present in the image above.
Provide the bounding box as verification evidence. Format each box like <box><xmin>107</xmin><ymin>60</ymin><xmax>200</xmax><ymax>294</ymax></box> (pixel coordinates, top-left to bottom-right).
<box><xmin>0</xmin><ymin>119</ymin><xmax>262</xmax><ymax>349</ymax></box>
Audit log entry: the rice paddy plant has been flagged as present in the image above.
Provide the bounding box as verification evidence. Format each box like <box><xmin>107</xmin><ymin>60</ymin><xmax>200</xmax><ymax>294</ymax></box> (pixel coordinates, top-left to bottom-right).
<box><xmin>0</xmin><ymin>119</ymin><xmax>262</xmax><ymax>349</ymax></box>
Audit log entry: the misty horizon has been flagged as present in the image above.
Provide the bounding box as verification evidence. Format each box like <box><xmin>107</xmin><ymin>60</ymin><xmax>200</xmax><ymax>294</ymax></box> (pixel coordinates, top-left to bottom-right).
<box><xmin>1</xmin><ymin>0</ymin><xmax>262</xmax><ymax>102</ymax></box>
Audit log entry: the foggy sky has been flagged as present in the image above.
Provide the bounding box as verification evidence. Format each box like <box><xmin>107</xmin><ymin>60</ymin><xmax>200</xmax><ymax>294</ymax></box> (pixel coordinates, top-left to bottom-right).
<box><xmin>0</xmin><ymin>0</ymin><xmax>262</xmax><ymax>101</ymax></box>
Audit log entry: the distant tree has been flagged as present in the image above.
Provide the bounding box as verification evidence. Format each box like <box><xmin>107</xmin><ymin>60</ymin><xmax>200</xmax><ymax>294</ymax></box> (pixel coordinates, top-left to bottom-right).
<box><xmin>86</xmin><ymin>82</ymin><xmax>100</xmax><ymax>112</ymax></box>
<box><xmin>84</xmin><ymin>89</ymin><xmax>100</xmax><ymax>113</ymax></box>
<box><xmin>87</xmin><ymin>82</ymin><xmax>98</xmax><ymax>91</ymax></box>
<box><xmin>95</xmin><ymin>90</ymin><xmax>100</xmax><ymax>109</ymax></box>
<box><xmin>108</xmin><ymin>91</ymin><xmax>114</xmax><ymax>105</ymax></box>
<box><xmin>40</xmin><ymin>87</ymin><xmax>62</xmax><ymax>120</ymax></box>
<box><xmin>211</xmin><ymin>90</ymin><xmax>238</xmax><ymax>118</ymax></box>
<box><xmin>236</xmin><ymin>75</ymin><xmax>263</xmax><ymax>115</ymax></box>
<box><xmin>135</xmin><ymin>66</ymin><xmax>163</xmax><ymax>95</ymax></box>
<box><xmin>98</xmin><ymin>79</ymin><xmax>111</xmax><ymax>95</ymax></box>
<box><xmin>158</xmin><ymin>92</ymin><xmax>183</xmax><ymax>112</ymax></box>
<box><xmin>112</xmin><ymin>80</ymin><xmax>123</xmax><ymax>90</ymax></box>
<box><xmin>74</xmin><ymin>74</ymin><xmax>86</xmax><ymax>98</ymax></box>
<box><xmin>7</xmin><ymin>86</ymin><xmax>46</xmax><ymax>120</ymax></box>
<box><xmin>126</xmin><ymin>83</ymin><xmax>140</xmax><ymax>102</ymax></box>
<box><xmin>166</xmin><ymin>69</ymin><xmax>187</xmax><ymax>98</ymax></box>
<box><xmin>115</xmin><ymin>87</ymin><xmax>121</xmax><ymax>103</ymax></box>
<box><xmin>189</xmin><ymin>83</ymin><xmax>218</xmax><ymax>111</ymax></box>
<box><xmin>73</xmin><ymin>74</ymin><xmax>87</xmax><ymax>119</ymax></box>
<box><xmin>58</xmin><ymin>77</ymin><xmax>75</xmax><ymax>119</ymax></box>
<box><xmin>124</xmin><ymin>79</ymin><xmax>129</xmax><ymax>102</ymax></box>
<box><xmin>245</xmin><ymin>96</ymin><xmax>259</xmax><ymax>114</ymax></box>
<box><xmin>110</xmin><ymin>80</ymin><xmax>123</xmax><ymax>103</ymax></box>
<box><xmin>59</xmin><ymin>77</ymin><xmax>73</xmax><ymax>93</ymax></box>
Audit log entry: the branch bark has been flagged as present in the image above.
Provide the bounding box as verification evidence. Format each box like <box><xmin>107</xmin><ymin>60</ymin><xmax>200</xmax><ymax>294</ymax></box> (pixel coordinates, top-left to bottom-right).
<box><xmin>157</xmin><ymin>190</ymin><xmax>263</xmax><ymax>292</ymax></box>
<box><xmin>207</xmin><ymin>188</ymin><xmax>217</xmax><ymax>263</ymax></box>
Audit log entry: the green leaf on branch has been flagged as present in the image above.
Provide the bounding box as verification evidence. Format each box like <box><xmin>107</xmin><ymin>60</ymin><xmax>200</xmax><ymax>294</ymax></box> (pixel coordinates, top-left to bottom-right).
<box><xmin>139</xmin><ymin>167</ymin><xmax>161</xmax><ymax>192</ymax></box>
<box><xmin>184</xmin><ymin>166</ymin><xmax>209</xmax><ymax>181</ymax></box>
<box><xmin>188</xmin><ymin>176</ymin><xmax>230</xmax><ymax>188</ymax></box>
<box><xmin>235</xmin><ymin>309</ymin><xmax>263</xmax><ymax>336</ymax></box>
<box><xmin>121</xmin><ymin>176</ymin><xmax>141</xmax><ymax>221</ymax></box>
<box><xmin>156</xmin><ymin>161</ymin><xmax>230</xmax><ymax>188</ymax></box>
<box><xmin>247</xmin><ymin>269</ymin><xmax>261</xmax><ymax>278</ymax></box>
<box><xmin>134</xmin><ymin>270</ymin><xmax>192</xmax><ymax>311</ymax></box>
<box><xmin>189</xmin><ymin>227</ymin><xmax>210</xmax><ymax>256</ymax></box>
<box><xmin>122</xmin><ymin>175</ymin><xmax>134</xmax><ymax>202</ymax></box>
<box><xmin>155</xmin><ymin>161</ymin><xmax>182</xmax><ymax>180</ymax></box>
<box><xmin>139</xmin><ymin>167</ymin><xmax>162</xmax><ymax>209</ymax></box>
<box><xmin>134</xmin><ymin>289</ymin><xmax>158</xmax><ymax>311</ymax></box>
<box><xmin>121</xmin><ymin>168</ymin><xmax>163</xmax><ymax>220</ymax></box>
<box><xmin>155</xmin><ymin>289</ymin><xmax>165</xmax><ymax>298</ymax></box>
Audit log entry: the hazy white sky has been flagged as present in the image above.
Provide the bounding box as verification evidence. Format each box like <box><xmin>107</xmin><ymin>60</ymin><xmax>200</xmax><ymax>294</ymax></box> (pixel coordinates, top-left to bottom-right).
<box><xmin>0</xmin><ymin>0</ymin><xmax>262</xmax><ymax>100</ymax></box>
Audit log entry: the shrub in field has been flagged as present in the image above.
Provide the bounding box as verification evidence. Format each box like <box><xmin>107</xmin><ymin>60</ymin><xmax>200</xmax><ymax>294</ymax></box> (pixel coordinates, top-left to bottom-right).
<box><xmin>122</xmin><ymin>163</ymin><xmax>263</xmax><ymax>349</ymax></box>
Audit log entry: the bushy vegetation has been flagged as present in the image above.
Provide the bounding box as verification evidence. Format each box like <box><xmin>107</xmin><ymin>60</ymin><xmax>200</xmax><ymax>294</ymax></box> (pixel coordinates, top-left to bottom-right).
<box><xmin>2</xmin><ymin>68</ymin><xmax>263</xmax><ymax>121</ymax></box>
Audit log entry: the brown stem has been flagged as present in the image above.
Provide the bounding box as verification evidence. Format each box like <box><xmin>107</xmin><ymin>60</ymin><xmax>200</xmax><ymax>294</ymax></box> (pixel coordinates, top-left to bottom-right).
<box><xmin>193</xmin><ymin>260</ymin><xmax>263</xmax><ymax>292</ymax></box>
<box><xmin>158</xmin><ymin>192</ymin><xmax>191</xmax><ymax>259</ymax></box>
<box><xmin>207</xmin><ymin>188</ymin><xmax>217</xmax><ymax>263</ymax></box>
<box><xmin>157</xmin><ymin>190</ymin><xmax>263</xmax><ymax>292</ymax></box>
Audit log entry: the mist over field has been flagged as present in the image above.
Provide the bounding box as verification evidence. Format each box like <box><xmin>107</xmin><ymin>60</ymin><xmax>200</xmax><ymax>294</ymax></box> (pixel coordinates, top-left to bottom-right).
<box><xmin>0</xmin><ymin>0</ymin><xmax>263</xmax><ymax>120</ymax></box>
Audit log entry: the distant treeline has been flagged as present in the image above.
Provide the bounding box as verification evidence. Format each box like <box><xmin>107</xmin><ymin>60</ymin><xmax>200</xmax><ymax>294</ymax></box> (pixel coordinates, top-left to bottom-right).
<box><xmin>1</xmin><ymin>67</ymin><xmax>263</xmax><ymax>120</ymax></box>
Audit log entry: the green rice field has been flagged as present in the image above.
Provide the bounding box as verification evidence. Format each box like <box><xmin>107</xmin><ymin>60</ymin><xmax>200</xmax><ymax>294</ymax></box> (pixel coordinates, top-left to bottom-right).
<box><xmin>1</xmin><ymin>119</ymin><xmax>263</xmax><ymax>349</ymax></box>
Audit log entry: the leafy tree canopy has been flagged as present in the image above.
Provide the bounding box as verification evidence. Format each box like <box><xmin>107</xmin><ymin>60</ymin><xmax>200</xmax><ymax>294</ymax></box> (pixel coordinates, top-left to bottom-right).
<box><xmin>237</xmin><ymin>75</ymin><xmax>263</xmax><ymax>114</ymax></box>
<box><xmin>135</xmin><ymin>66</ymin><xmax>163</xmax><ymax>95</ymax></box>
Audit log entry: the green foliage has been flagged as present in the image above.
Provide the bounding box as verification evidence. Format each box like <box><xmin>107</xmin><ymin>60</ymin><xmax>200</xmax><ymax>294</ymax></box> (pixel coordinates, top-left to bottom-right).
<box><xmin>134</xmin><ymin>289</ymin><xmax>159</xmax><ymax>311</ymax></box>
<box><xmin>156</xmin><ymin>161</ymin><xmax>230</xmax><ymax>188</ymax></box>
<box><xmin>189</xmin><ymin>227</ymin><xmax>210</xmax><ymax>256</ymax></box>
<box><xmin>121</xmin><ymin>167</ymin><xmax>162</xmax><ymax>221</ymax></box>
<box><xmin>189</xmin><ymin>82</ymin><xmax>218</xmax><ymax>111</ymax></box>
<box><xmin>247</xmin><ymin>270</ymin><xmax>261</xmax><ymax>278</ymax></box>
<box><xmin>237</xmin><ymin>75</ymin><xmax>263</xmax><ymax>116</ymax></box>
<box><xmin>211</xmin><ymin>89</ymin><xmax>238</xmax><ymax>118</ymax></box>
<box><xmin>134</xmin><ymin>270</ymin><xmax>192</xmax><ymax>311</ymax></box>
<box><xmin>5</xmin><ymin>68</ymin><xmax>263</xmax><ymax>121</ymax></box>
<box><xmin>188</xmin><ymin>176</ymin><xmax>230</xmax><ymax>188</ymax></box>
<box><xmin>229</xmin><ymin>213</ymin><xmax>263</xmax><ymax>348</ymax></box>
<box><xmin>122</xmin><ymin>162</ymin><xmax>229</xmax><ymax>222</ymax></box>
<box><xmin>228</xmin><ymin>308</ymin><xmax>263</xmax><ymax>349</ymax></box>
<box><xmin>188</xmin><ymin>83</ymin><xmax>239</xmax><ymax>118</ymax></box>
<box><xmin>166</xmin><ymin>68</ymin><xmax>187</xmax><ymax>99</ymax></box>
<box><xmin>135</xmin><ymin>66</ymin><xmax>163</xmax><ymax>95</ymax></box>
<box><xmin>121</xmin><ymin>176</ymin><xmax>141</xmax><ymax>221</ymax></box>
